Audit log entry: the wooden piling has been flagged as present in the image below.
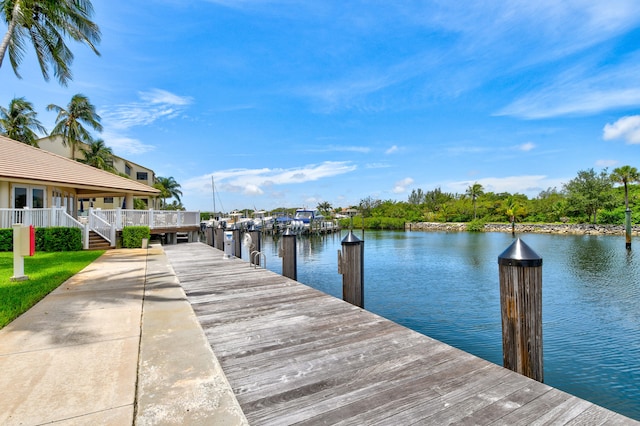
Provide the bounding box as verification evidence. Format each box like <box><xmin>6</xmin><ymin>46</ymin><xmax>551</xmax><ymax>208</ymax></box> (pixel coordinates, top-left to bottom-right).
<box><xmin>249</xmin><ymin>229</ymin><xmax>261</xmax><ymax>266</ymax></box>
<box><xmin>626</xmin><ymin>208</ymin><xmax>632</xmax><ymax>250</ymax></box>
<box><xmin>498</xmin><ymin>238</ymin><xmax>543</xmax><ymax>382</ymax></box>
<box><xmin>281</xmin><ymin>229</ymin><xmax>297</xmax><ymax>280</ymax></box>
<box><xmin>205</xmin><ymin>227</ymin><xmax>214</xmax><ymax>246</ymax></box>
<box><xmin>213</xmin><ymin>225</ymin><xmax>223</xmax><ymax>250</ymax></box>
<box><xmin>232</xmin><ymin>229</ymin><xmax>241</xmax><ymax>259</ymax></box>
<box><xmin>338</xmin><ymin>231</ymin><xmax>364</xmax><ymax>308</ymax></box>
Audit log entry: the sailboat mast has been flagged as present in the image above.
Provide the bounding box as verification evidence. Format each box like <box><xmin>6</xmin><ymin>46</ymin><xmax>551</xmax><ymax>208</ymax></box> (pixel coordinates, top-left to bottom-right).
<box><xmin>212</xmin><ymin>177</ymin><xmax>216</xmax><ymax>216</ymax></box>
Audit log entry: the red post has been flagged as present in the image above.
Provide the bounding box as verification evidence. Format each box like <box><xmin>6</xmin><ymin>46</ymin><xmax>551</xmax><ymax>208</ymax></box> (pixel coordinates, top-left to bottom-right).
<box><xmin>29</xmin><ymin>225</ymin><xmax>35</xmax><ymax>256</ymax></box>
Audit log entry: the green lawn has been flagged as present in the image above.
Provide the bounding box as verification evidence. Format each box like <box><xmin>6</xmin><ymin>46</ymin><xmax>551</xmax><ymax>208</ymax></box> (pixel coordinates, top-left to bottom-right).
<box><xmin>0</xmin><ymin>251</ymin><xmax>105</xmax><ymax>329</ymax></box>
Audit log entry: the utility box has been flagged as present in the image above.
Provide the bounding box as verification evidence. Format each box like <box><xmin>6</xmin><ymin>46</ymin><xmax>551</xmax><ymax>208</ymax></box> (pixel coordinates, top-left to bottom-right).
<box><xmin>20</xmin><ymin>225</ymin><xmax>36</xmax><ymax>257</ymax></box>
<box><xmin>12</xmin><ymin>224</ymin><xmax>35</xmax><ymax>281</ymax></box>
<box><xmin>223</xmin><ymin>231</ymin><xmax>234</xmax><ymax>259</ymax></box>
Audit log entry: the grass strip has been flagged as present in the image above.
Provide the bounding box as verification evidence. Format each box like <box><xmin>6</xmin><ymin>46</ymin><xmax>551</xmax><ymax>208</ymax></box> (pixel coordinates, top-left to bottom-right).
<box><xmin>0</xmin><ymin>251</ymin><xmax>105</xmax><ymax>329</ymax></box>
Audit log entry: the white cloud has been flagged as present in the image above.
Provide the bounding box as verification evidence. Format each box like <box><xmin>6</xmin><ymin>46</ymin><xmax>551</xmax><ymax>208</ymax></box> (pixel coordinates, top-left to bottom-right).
<box><xmin>385</xmin><ymin>145</ymin><xmax>399</xmax><ymax>154</ymax></box>
<box><xmin>393</xmin><ymin>177</ymin><xmax>414</xmax><ymax>193</ymax></box>
<box><xmin>139</xmin><ymin>89</ymin><xmax>193</xmax><ymax>106</ymax></box>
<box><xmin>297</xmin><ymin>1</ymin><xmax>640</xmax><ymax>114</ymax></box>
<box><xmin>603</xmin><ymin>115</ymin><xmax>640</xmax><ymax>144</ymax></box>
<box><xmin>365</xmin><ymin>163</ymin><xmax>391</xmax><ymax>169</ymax></box>
<box><xmin>497</xmin><ymin>60</ymin><xmax>640</xmax><ymax>119</ymax></box>
<box><xmin>595</xmin><ymin>159</ymin><xmax>618</xmax><ymax>167</ymax></box>
<box><xmin>518</xmin><ymin>142</ymin><xmax>536</xmax><ymax>151</ymax></box>
<box><xmin>101</xmin><ymin>132</ymin><xmax>155</xmax><ymax>155</ymax></box>
<box><xmin>308</xmin><ymin>145</ymin><xmax>371</xmax><ymax>153</ymax></box>
<box><xmin>183</xmin><ymin>161</ymin><xmax>357</xmax><ymax>196</ymax></box>
<box><xmin>99</xmin><ymin>89</ymin><xmax>192</xmax><ymax>154</ymax></box>
<box><xmin>101</xmin><ymin>89</ymin><xmax>192</xmax><ymax>130</ymax></box>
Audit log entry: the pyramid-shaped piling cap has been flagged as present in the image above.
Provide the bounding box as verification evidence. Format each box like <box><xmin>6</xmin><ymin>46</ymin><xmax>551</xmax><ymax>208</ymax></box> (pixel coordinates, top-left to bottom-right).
<box><xmin>498</xmin><ymin>238</ymin><xmax>542</xmax><ymax>267</ymax></box>
<box><xmin>283</xmin><ymin>228</ymin><xmax>296</xmax><ymax>237</ymax></box>
<box><xmin>342</xmin><ymin>230</ymin><xmax>362</xmax><ymax>244</ymax></box>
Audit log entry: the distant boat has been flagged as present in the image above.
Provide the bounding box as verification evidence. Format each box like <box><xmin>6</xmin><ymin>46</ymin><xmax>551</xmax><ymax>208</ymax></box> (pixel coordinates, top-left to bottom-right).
<box><xmin>253</xmin><ymin>210</ymin><xmax>274</xmax><ymax>231</ymax></box>
<box><xmin>290</xmin><ymin>208</ymin><xmax>324</xmax><ymax>233</ymax></box>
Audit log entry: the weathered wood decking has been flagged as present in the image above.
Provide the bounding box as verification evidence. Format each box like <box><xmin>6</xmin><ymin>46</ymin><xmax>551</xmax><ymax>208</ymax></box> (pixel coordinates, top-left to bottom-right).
<box><xmin>163</xmin><ymin>243</ymin><xmax>637</xmax><ymax>425</ymax></box>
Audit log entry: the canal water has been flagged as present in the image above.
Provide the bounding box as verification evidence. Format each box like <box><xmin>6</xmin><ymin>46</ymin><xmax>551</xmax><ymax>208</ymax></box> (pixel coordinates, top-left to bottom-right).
<box><xmin>246</xmin><ymin>230</ymin><xmax>640</xmax><ymax>420</ymax></box>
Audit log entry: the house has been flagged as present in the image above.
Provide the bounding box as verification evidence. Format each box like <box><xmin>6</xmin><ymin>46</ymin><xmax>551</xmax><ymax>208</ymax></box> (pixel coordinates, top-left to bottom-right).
<box><xmin>37</xmin><ymin>135</ymin><xmax>157</xmax><ymax>210</ymax></box>
<box><xmin>0</xmin><ymin>134</ymin><xmax>160</xmax><ymax>214</ymax></box>
<box><xmin>1</xmin><ymin>135</ymin><xmax>202</xmax><ymax>248</ymax></box>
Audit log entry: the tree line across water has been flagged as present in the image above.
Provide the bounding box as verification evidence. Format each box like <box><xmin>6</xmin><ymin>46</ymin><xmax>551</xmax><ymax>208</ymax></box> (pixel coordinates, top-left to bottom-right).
<box><xmin>327</xmin><ymin>167</ymin><xmax>640</xmax><ymax>230</ymax></box>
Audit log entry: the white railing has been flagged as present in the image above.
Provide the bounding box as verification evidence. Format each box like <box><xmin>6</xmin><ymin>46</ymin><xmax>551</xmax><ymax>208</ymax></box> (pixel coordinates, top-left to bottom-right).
<box><xmin>90</xmin><ymin>208</ymin><xmax>200</xmax><ymax>230</ymax></box>
<box><xmin>1</xmin><ymin>208</ymin><xmax>89</xmax><ymax>248</ymax></box>
<box><xmin>2</xmin><ymin>208</ymin><xmax>200</xmax><ymax>249</ymax></box>
<box><xmin>89</xmin><ymin>210</ymin><xmax>115</xmax><ymax>246</ymax></box>
<box><xmin>0</xmin><ymin>208</ymin><xmax>84</xmax><ymax>229</ymax></box>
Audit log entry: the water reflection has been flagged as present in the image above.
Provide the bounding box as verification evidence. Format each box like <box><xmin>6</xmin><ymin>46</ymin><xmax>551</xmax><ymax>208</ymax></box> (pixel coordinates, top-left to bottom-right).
<box><xmin>255</xmin><ymin>230</ymin><xmax>640</xmax><ymax>420</ymax></box>
<box><xmin>566</xmin><ymin>235</ymin><xmax>616</xmax><ymax>277</ymax></box>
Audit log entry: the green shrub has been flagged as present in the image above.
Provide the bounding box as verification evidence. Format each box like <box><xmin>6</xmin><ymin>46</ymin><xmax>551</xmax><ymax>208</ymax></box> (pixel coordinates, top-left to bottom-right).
<box><xmin>0</xmin><ymin>227</ymin><xmax>82</xmax><ymax>252</ymax></box>
<box><xmin>122</xmin><ymin>226</ymin><xmax>150</xmax><ymax>248</ymax></box>
<box><xmin>35</xmin><ymin>228</ymin><xmax>47</xmax><ymax>251</ymax></box>
<box><xmin>0</xmin><ymin>229</ymin><xmax>10</xmax><ymax>251</ymax></box>
<box><xmin>43</xmin><ymin>227</ymin><xmax>83</xmax><ymax>251</ymax></box>
<box><xmin>466</xmin><ymin>219</ymin><xmax>486</xmax><ymax>232</ymax></box>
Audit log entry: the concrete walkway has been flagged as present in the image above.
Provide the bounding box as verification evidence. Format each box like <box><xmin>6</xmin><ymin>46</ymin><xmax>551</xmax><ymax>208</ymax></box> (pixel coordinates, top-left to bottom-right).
<box><xmin>0</xmin><ymin>246</ymin><xmax>247</xmax><ymax>426</ymax></box>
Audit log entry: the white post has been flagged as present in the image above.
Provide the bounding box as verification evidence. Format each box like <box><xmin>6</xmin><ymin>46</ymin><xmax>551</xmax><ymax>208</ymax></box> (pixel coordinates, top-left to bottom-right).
<box><xmin>116</xmin><ymin>208</ymin><xmax>122</xmax><ymax>229</ymax></box>
<box><xmin>149</xmin><ymin>209</ymin><xmax>154</xmax><ymax>229</ymax></box>
<box><xmin>110</xmin><ymin>224</ymin><xmax>116</xmax><ymax>247</ymax></box>
<box><xmin>23</xmin><ymin>207</ymin><xmax>31</xmax><ymax>226</ymax></box>
<box><xmin>11</xmin><ymin>224</ymin><xmax>27</xmax><ymax>281</ymax></box>
<box><xmin>83</xmin><ymin>223</ymin><xmax>90</xmax><ymax>249</ymax></box>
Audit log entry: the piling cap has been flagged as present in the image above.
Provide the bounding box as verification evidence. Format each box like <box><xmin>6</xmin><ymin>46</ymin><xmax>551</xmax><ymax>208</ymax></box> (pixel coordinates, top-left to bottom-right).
<box><xmin>342</xmin><ymin>230</ymin><xmax>362</xmax><ymax>244</ymax></box>
<box><xmin>283</xmin><ymin>228</ymin><xmax>295</xmax><ymax>237</ymax></box>
<box><xmin>498</xmin><ymin>238</ymin><xmax>542</xmax><ymax>267</ymax></box>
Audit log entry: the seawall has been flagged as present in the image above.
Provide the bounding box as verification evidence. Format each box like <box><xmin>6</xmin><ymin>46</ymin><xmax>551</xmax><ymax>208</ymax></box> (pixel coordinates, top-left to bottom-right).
<box><xmin>405</xmin><ymin>222</ymin><xmax>640</xmax><ymax>236</ymax></box>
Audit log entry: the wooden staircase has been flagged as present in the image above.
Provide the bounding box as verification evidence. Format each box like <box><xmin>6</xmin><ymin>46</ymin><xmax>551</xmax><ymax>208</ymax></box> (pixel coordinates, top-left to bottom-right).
<box><xmin>89</xmin><ymin>231</ymin><xmax>113</xmax><ymax>250</ymax></box>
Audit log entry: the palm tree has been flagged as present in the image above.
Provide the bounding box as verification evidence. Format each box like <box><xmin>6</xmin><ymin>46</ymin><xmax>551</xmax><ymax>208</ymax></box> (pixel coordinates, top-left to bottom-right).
<box><xmin>610</xmin><ymin>165</ymin><xmax>639</xmax><ymax>211</ymax></box>
<box><xmin>610</xmin><ymin>165</ymin><xmax>640</xmax><ymax>249</ymax></box>
<box><xmin>0</xmin><ymin>0</ymin><xmax>101</xmax><ymax>85</ymax></box>
<box><xmin>0</xmin><ymin>96</ymin><xmax>46</xmax><ymax>145</ymax></box>
<box><xmin>154</xmin><ymin>176</ymin><xmax>182</xmax><ymax>210</ymax></box>
<box><xmin>316</xmin><ymin>201</ymin><xmax>332</xmax><ymax>216</ymax></box>
<box><xmin>78</xmin><ymin>139</ymin><xmax>114</xmax><ymax>171</ymax></box>
<box><xmin>503</xmin><ymin>196</ymin><xmax>525</xmax><ymax>237</ymax></box>
<box><xmin>47</xmin><ymin>93</ymin><xmax>102</xmax><ymax>159</ymax></box>
<box><xmin>465</xmin><ymin>182</ymin><xmax>484</xmax><ymax>220</ymax></box>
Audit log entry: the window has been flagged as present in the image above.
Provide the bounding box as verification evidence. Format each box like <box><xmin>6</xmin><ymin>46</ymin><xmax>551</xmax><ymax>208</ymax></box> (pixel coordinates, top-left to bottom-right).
<box><xmin>104</xmin><ymin>197</ymin><xmax>114</xmax><ymax>204</ymax></box>
<box><xmin>137</xmin><ymin>172</ymin><xmax>148</xmax><ymax>180</ymax></box>
<box><xmin>14</xmin><ymin>187</ymin><xmax>27</xmax><ymax>209</ymax></box>
<box><xmin>125</xmin><ymin>164</ymin><xmax>131</xmax><ymax>176</ymax></box>
<box><xmin>13</xmin><ymin>186</ymin><xmax>46</xmax><ymax>209</ymax></box>
<box><xmin>33</xmin><ymin>188</ymin><xmax>44</xmax><ymax>208</ymax></box>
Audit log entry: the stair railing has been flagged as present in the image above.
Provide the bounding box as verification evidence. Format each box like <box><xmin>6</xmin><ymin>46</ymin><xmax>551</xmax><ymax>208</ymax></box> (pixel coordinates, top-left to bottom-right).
<box><xmin>88</xmin><ymin>208</ymin><xmax>115</xmax><ymax>247</ymax></box>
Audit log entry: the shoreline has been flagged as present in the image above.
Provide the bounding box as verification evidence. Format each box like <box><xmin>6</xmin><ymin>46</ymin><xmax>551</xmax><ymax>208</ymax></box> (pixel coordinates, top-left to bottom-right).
<box><xmin>405</xmin><ymin>222</ymin><xmax>640</xmax><ymax>236</ymax></box>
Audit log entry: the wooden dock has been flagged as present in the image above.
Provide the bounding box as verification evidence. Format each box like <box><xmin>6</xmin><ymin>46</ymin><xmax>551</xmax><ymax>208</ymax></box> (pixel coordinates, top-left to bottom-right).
<box><xmin>163</xmin><ymin>242</ymin><xmax>638</xmax><ymax>425</ymax></box>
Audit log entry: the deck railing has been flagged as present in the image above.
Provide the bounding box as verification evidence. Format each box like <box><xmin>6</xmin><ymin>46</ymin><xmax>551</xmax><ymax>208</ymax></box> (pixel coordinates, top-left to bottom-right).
<box><xmin>0</xmin><ymin>208</ymin><xmax>84</xmax><ymax>230</ymax></box>
<box><xmin>91</xmin><ymin>208</ymin><xmax>200</xmax><ymax>230</ymax></box>
<box><xmin>1</xmin><ymin>208</ymin><xmax>89</xmax><ymax>248</ymax></box>
<box><xmin>2</xmin><ymin>208</ymin><xmax>200</xmax><ymax>249</ymax></box>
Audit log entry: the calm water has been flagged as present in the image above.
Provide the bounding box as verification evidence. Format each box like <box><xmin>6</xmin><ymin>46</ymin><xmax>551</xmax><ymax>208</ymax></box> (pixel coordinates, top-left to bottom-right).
<box><xmin>244</xmin><ymin>230</ymin><xmax>640</xmax><ymax>420</ymax></box>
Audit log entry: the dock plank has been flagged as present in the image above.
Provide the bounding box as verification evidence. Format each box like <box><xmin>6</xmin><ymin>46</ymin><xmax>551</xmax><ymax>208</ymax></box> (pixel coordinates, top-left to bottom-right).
<box><xmin>164</xmin><ymin>243</ymin><xmax>638</xmax><ymax>425</ymax></box>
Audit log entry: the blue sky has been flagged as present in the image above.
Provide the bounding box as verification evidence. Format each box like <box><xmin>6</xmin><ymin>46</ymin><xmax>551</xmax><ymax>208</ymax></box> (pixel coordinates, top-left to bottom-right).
<box><xmin>3</xmin><ymin>0</ymin><xmax>640</xmax><ymax>212</ymax></box>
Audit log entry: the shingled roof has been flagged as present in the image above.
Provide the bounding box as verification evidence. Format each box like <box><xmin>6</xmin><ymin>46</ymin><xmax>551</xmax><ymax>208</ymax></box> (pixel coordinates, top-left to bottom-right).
<box><xmin>0</xmin><ymin>135</ymin><xmax>161</xmax><ymax>197</ymax></box>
